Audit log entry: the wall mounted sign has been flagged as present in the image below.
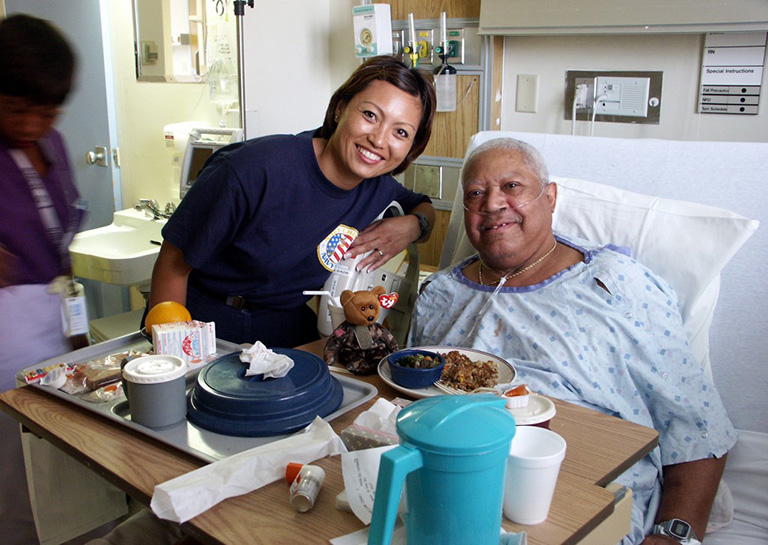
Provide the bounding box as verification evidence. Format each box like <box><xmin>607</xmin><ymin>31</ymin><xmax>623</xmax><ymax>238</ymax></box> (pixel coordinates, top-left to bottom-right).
<box><xmin>699</xmin><ymin>32</ymin><xmax>767</xmax><ymax>115</ymax></box>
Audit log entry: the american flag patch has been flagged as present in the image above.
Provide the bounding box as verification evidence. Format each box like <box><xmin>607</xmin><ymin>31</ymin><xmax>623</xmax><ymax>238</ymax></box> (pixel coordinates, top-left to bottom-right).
<box><xmin>328</xmin><ymin>232</ymin><xmax>354</xmax><ymax>264</ymax></box>
<box><xmin>318</xmin><ymin>224</ymin><xmax>359</xmax><ymax>272</ymax></box>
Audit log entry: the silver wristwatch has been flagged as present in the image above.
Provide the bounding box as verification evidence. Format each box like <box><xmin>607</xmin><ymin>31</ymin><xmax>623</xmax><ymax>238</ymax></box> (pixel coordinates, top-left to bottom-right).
<box><xmin>653</xmin><ymin>519</ymin><xmax>701</xmax><ymax>544</ymax></box>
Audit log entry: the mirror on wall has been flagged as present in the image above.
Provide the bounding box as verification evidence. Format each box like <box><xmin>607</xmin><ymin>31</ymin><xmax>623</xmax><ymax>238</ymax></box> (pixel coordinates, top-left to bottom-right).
<box><xmin>133</xmin><ymin>0</ymin><xmax>236</xmax><ymax>83</ymax></box>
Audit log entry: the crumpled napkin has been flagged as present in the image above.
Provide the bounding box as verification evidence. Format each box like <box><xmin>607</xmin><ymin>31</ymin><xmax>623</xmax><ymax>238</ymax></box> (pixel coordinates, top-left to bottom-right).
<box><xmin>150</xmin><ymin>416</ymin><xmax>347</xmax><ymax>523</ymax></box>
<box><xmin>353</xmin><ymin>398</ymin><xmax>401</xmax><ymax>433</ymax></box>
<box><xmin>239</xmin><ymin>341</ymin><xmax>294</xmax><ymax>378</ymax></box>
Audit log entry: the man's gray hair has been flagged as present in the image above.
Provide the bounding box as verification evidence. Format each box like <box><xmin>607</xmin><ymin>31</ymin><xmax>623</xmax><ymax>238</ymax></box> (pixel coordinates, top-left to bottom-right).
<box><xmin>462</xmin><ymin>138</ymin><xmax>550</xmax><ymax>187</ymax></box>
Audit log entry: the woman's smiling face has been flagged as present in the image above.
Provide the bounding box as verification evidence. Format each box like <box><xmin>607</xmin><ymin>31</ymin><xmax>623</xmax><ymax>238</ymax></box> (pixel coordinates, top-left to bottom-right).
<box><xmin>324</xmin><ymin>79</ymin><xmax>422</xmax><ymax>188</ymax></box>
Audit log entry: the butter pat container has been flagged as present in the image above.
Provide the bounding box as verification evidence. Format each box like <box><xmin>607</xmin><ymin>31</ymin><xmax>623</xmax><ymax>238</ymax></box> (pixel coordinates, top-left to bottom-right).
<box><xmin>152</xmin><ymin>320</ymin><xmax>216</xmax><ymax>366</ymax></box>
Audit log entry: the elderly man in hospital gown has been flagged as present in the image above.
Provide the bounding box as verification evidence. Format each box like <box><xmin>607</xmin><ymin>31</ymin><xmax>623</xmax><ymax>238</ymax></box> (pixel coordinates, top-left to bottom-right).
<box><xmin>408</xmin><ymin>138</ymin><xmax>735</xmax><ymax>545</ymax></box>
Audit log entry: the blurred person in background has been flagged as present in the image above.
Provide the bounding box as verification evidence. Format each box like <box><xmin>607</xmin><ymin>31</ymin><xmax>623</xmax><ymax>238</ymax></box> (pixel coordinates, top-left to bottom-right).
<box><xmin>0</xmin><ymin>14</ymin><xmax>83</xmax><ymax>544</ymax></box>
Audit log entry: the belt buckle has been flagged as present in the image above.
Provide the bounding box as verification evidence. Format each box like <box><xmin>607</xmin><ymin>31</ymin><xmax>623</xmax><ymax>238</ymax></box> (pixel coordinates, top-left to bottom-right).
<box><xmin>226</xmin><ymin>295</ymin><xmax>246</xmax><ymax>310</ymax></box>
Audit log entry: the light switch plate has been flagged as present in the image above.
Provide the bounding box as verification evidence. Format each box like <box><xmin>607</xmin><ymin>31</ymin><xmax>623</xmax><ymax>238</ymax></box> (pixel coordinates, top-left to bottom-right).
<box><xmin>516</xmin><ymin>74</ymin><xmax>539</xmax><ymax>113</ymax></box>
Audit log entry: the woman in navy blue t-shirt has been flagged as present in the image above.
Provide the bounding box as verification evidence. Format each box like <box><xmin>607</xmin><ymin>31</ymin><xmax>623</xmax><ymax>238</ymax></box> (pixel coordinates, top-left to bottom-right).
<box><xmin>149</xmin><ymin>56</ymin><xmax>437</xmax><ymax>347</ymax></box>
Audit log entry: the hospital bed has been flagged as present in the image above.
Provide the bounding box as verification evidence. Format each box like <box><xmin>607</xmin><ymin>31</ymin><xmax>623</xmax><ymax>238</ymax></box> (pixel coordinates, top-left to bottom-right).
<box><xmin>440</xmin><ymin>131</ymin><xmax>768</xmax><ymax>544</ymax></box>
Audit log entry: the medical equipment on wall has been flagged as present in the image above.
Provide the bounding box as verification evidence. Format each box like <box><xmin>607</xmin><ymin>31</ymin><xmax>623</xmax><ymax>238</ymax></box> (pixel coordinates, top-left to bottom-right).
<box><xmin>179</xmin><ymin>127</ymin><xmax>244</xmax><ymax>198</ymax></box>
<box><xmin>403</xmin><ymin>13</ymin><xmax>419</xmax><ymax>68</ymax></box>
<box><xmin>164</xmin><ymin>121</ymin><xmax>204</xmax><ymax>187</ymax></box>
<box><xmin>353</xmin><ymin>4</ymin><xmax>393</xmax><ymax>58</ymax></box>
<box><xmin>314</xmin><ymin>202</ymin><xmax>420</xmax><ymax>345</ymax></box>
<box><xmin>433</xmin><ymin>12</ymin><xmax>457</xmax><ymax>112</ymax></box>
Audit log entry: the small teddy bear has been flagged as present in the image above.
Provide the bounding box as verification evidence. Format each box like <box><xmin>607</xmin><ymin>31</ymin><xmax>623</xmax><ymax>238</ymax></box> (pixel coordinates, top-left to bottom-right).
<box><xmin>323</xmin><ymin>286</ymin><xmax>399</xmax><ymax>375</ymax></box>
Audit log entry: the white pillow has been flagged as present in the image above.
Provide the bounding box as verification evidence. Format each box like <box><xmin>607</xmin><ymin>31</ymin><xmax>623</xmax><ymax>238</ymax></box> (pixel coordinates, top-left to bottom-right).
<box><xmin>551</xmin><ymin>176</ymin><xmax>758</xmax><ymax>377</ymax></box>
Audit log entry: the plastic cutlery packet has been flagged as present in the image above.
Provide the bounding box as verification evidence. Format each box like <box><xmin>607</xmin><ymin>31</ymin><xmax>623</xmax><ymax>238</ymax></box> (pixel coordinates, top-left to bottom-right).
<box><xmin>150</xmin><ymin>416</ymin><xmax>347</xmax><ymax>523</ymax></box>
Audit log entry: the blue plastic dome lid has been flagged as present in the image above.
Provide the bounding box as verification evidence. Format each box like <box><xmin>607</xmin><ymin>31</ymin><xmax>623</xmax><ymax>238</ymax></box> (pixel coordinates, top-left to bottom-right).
<box><xmin>396</xmin><ymin>394</ymin><xmax>515</xmax><ymax>455</ymax></box>
<box><xmin>186</xmin><ymin>348</ymin><xmax>343</xmax><ymax>437</ymax></box>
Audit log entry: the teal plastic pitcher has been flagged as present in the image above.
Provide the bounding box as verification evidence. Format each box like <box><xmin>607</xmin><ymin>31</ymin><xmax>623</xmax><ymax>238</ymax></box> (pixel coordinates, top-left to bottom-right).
<box><xmin>368</xmin><ymin>394</ymin><xmax>516</xmax><ymax>545</ymax></box>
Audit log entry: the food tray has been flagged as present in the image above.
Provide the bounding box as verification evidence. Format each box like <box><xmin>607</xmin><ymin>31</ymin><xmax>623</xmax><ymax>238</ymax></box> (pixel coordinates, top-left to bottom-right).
<box><xmin>18</xmin><ymin>332</ymin><xmax>377</xmax><ymax>463</ymax></box>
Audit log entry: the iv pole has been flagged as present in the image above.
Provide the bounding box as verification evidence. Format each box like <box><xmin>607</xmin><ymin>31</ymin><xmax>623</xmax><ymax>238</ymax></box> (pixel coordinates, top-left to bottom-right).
<box><xmin>233</xmin><ymin>0</ymin><xmax>254</xmax><ymax>136</ymax></box>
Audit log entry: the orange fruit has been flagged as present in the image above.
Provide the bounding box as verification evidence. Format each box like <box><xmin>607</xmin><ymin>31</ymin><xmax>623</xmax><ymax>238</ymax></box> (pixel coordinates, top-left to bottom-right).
<box><xmin>144</xmin><ymin>301</ymin><xmax>192</xmax><ymax>338</ymax></box>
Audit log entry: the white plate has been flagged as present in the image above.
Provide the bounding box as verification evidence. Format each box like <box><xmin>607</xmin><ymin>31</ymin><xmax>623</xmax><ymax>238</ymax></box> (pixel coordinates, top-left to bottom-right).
<box><xmin>378</xmin><ymin>346</ymin><xmax>516</xmax><ymax>399</ymax></box>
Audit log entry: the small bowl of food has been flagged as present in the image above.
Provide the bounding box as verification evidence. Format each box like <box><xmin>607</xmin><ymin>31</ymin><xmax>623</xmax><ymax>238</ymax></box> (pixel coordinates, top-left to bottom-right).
<box><xmin>387</xmin><ymin>349</ymin><xmax>446</xmax><ymax>389</ymax></box>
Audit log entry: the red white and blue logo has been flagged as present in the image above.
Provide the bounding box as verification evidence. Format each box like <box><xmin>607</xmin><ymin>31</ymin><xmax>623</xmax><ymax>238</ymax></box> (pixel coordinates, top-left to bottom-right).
<box><xmin>318</xmin><ymin>225</ymin><xmax>359</xmax><ymax>271</ymax></box>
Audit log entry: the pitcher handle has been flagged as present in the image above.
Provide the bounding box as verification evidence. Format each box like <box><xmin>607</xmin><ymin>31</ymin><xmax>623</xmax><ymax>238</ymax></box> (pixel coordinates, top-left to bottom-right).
<box><xmin>367</xmin><ymin>445</ymin><xmax>423</xmax><ymax>545</ymax></box>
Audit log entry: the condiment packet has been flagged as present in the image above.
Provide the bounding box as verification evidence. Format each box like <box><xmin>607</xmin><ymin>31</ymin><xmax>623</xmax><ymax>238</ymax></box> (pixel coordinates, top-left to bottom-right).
<box><xmin>150</xmin><ymin>416</ymin><xmax>346</xmax><ymax>523</ymax></box>
<box><xmin>24</xmin><ymin>362</ymin><xmax>75</xmax><ymax>385</ymax></box>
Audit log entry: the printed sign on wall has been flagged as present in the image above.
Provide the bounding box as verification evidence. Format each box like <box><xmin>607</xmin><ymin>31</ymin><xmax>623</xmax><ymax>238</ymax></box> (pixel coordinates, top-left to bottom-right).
<box><xmin>699</xmin><ymin>32</ymin><xmax>767</xmax><ymax>115</ymax></box>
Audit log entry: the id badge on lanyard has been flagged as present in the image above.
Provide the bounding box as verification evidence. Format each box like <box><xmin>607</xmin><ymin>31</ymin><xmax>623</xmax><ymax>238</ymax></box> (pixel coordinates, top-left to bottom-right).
<box><xmin>59</xmin><ymin>278</ymin><xmax>89</xmax><ymax>336</ymax></box>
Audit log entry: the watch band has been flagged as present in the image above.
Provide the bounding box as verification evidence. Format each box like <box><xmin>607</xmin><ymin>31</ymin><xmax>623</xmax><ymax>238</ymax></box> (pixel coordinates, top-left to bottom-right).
<box><xmin>653</xmin><ymin>519</ymin><xmax>701</xmax><ymax>544</ymax></box>
<box><xmin>411</xmin><ymin>212</ymin><xmax>430</xmax><ymax>242</ymax></box>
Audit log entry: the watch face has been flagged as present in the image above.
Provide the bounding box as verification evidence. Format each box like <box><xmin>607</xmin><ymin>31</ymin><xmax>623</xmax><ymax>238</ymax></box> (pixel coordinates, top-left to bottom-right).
<box><xmin>669</xmin><ymin>519</ymin><xmax>691</xmax><ymax>539</ymax></box>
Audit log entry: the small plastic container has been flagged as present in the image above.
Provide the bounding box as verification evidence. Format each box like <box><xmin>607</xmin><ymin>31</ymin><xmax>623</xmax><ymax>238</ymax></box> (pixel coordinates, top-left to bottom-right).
<box><xmin>503</xmin><ymin>384</ymin><xmax>531</xmax><ymax>409</ymax></box>
<box><xmin>387</xmin><ymin>349</ymin><xmax>446</xmax><ymax>389</ymax></box>
<box><xmin>286</xmin><ymin>463</ymin><xmax>326</xmax><ymax>513</ymax></box>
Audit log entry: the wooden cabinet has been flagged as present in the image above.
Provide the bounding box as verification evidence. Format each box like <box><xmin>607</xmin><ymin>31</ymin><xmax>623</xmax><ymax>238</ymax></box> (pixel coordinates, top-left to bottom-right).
<box><xmin>424</xmin><ymin>74</ymin><xmax>480</xmax><ymax>159</ymax></box>
<box><xmin>386</xmin><ymin>0</ymin><xmax>480</xmax><ymax>20</ymax></box>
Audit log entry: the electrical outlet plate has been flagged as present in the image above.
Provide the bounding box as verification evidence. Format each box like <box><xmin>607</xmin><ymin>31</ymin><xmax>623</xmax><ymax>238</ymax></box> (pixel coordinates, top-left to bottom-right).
<box><xmin>565</xmin><ymin>70</ymin><xmax>663</xmax><ymax>124</ymax></box>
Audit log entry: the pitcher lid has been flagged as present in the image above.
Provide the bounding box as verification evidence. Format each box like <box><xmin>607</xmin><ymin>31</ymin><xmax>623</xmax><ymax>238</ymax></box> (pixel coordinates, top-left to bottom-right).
<box><xmin>396</xmin><ymin>395</ymin><xmax>515</xmax><ymax>454</ymax></box>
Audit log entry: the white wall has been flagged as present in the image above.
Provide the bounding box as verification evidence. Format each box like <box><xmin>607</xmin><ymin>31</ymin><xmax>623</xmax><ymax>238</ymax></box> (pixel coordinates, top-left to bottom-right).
<box><xmin>500</xmin><ymin>34</ymin><xmax>768</xmax><ymax>142</ymax></box>
<box><xmin>241</xmin><ymin>0</ymin><xmax>359</xmax><ymax>138</ymax></box>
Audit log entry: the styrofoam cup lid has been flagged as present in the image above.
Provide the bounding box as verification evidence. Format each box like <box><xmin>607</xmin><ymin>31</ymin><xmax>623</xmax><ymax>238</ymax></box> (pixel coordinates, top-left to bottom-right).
<box><xmin>123</xmin><ymin>355</ymin><xmax>187</xmax><ymax>384</ymax></box>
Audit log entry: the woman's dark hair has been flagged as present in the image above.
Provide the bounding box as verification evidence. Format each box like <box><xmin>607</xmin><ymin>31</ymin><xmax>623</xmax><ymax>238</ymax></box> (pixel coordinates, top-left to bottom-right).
<box><xmin>0</xmin><ymin>14</ymin><xmax>76</xmax><ymax>105</ymax></box>
<box><xmin>318</xmin><ymin>56</ymin><xmax>436</xmax><ymax>175</ymax></box>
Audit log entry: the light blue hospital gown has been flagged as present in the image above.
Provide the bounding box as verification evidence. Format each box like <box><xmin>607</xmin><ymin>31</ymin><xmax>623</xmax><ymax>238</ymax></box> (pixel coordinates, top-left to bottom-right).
<box><xmin>408</xmin><ymin>234</ymin><xmax>736</xmax><ymax>544</ymax></box>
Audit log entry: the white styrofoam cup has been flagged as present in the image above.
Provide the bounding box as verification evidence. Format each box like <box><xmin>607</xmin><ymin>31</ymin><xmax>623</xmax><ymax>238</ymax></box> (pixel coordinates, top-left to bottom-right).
<box><xmin>503</xmin><ymin>425</ymin><xmax>567</xmax><ymax>525</ymax></box>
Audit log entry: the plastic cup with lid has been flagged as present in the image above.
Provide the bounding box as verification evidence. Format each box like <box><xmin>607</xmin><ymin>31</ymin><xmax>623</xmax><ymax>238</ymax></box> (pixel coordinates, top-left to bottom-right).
<box><xmin>122</xmin><ymin>355</ymin><xmax>188</xmax><ymax>429</ymax></box>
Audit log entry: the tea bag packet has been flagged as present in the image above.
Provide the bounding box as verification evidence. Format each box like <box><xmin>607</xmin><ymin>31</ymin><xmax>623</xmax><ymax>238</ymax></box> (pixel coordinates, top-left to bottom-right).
<box><xmin>240</xmin><ymin>341</ymin><xmax>294</xmax><ymax>378</ymax></box>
